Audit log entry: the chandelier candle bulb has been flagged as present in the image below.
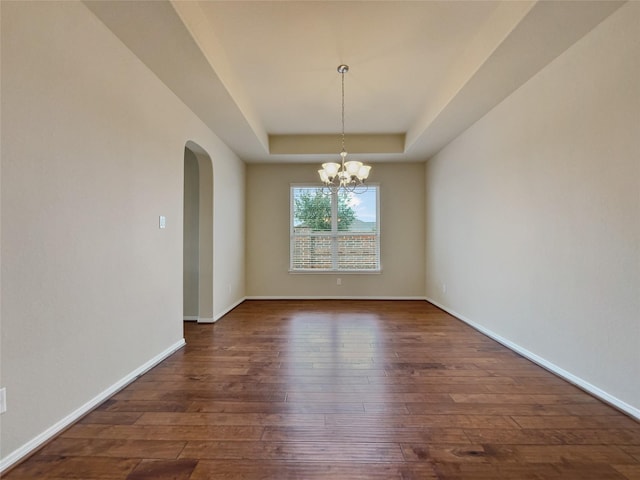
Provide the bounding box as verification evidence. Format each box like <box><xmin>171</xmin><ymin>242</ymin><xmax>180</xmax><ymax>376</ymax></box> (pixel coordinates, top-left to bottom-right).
<box><xmin>318</xmin><ymin>170</ymin><xmax>329</xmax><ymax>183</ymax></box>
<box><xmin>322</xmin><ymin>162</ymin><xmax>340</xmax><ymax>178</ymax></box>
<box><xmin>357</xmin><ymin>165</ymin><xmax>371</xmax><ymax>180</ymax></box>
<box><xmin>345</xmin><ymin>160</ymin><xmax>363</xmax><ymax>176</ymax></box>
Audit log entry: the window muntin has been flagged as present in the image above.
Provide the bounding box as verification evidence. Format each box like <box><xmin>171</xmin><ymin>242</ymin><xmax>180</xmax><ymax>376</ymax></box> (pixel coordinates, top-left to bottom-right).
<box><xmin>290</xmin><ymin>185</ymin><xmax>380</xmax><ymax>272</ymax></box>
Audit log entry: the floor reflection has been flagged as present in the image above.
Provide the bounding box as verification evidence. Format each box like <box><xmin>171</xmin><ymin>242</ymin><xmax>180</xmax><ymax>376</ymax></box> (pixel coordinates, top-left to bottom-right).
<box><xmin>282</xmin><ymin>308</ymin><xmax>390</xmax><ymax>430</ymax></box>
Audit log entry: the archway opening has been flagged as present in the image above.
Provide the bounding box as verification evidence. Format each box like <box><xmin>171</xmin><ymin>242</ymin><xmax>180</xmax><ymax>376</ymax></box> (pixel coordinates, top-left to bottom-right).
<box><xmin>183</xmin><ymin>142</ymin><xmax>213</xmax><ymax>324</ymax></box>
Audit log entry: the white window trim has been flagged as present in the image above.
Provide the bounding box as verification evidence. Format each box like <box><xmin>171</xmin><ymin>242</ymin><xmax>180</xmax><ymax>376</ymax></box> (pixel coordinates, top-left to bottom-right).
<box><xmin>289</xmin><ymin>183</ymin><xmax>381</xmax><ymax>273</ymax></box>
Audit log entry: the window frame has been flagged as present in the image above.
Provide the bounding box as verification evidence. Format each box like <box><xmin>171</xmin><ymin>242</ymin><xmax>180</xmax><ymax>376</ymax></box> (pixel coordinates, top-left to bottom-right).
<box><xmin>289</xmin><ymin>183</ymin><xmax>381</xmax><ymax>273</ymax></box>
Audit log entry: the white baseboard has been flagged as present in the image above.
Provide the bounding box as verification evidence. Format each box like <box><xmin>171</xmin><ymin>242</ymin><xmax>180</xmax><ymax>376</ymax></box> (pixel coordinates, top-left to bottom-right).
<box><xmin>425</xmin><ymin>297</ymin><xmax>640</xmax><ymax>421</ymax></box>
<box><xmin>245</xmin><ymin>296</ymin><xmax>428</xmax><ymax>301</ymax></box>
<box><xmin>213</xmin><ymin>297</ymin><xmax>247</xmax><ymax>322</ymax></box>
<box><xmin>183</xmin><ymin>316</ymin><xmax>198</xmax><ymax>322</ymax></box>
<box><xmin>0</xmin><ymin>338</ymin><xmax>186</xmax><ymax>474</ymax></box>
<box><xmin>188</xmin><ymin>296</ymin><xmax>248</xmax><ymax>324</ymax></box>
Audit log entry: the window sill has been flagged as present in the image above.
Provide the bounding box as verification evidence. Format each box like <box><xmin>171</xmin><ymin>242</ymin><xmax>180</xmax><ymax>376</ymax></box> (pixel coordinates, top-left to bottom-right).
<box><xmin>289</xmin><ymin>269</ymin><xmax>382</xmax><ymax>275</ymax></box>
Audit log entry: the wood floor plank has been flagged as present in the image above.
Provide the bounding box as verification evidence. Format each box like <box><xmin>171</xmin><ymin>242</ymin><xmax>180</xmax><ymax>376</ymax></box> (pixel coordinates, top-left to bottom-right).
<box><xmin>96</xmin><ymin>399</ymin><xmax>192</xmax><ymax>413</ymax></box>
<box><xmin>188</xmin><ymin>400</ymin><xmax>366</xmax><ymax>414</ymax></box>
<box><xmin>366</xmin><ymin>374</ymin><xmax>519</xmax><ymax>385</ymax></box>
<box><xmin>135</xmin><ymin>411</ymin><xmax>326</xmax><ymax>427</ymax></box>
<box><xmin>363</xmin><ymin>402</ymin><xmax>410</xmax><ymax>414</ymax></box>
<box><xmin>323</xmin><ymin>413</ymin><xmax>520</xmax><ymax>429</ymax></box>
<box><xmin>620</xmin><ymin>445</ymin><xmax>640</xmax><ymax>461</ymax></box>
<box><xmin>112</xmin><ymin>388</ymin><xmax>286</xmax><ymax>403</ymax></box>
<box><xmin>126</xmin><ymin>459</ymin><xmax>197</xmax><ymax>480</ymax></box>
<box><xmin>431</xmin><ymin>462</ymin><xmax>629</xmax><ymax>480</ymax></box>
<box><xmin>464</xmin><ymin>428</ymin><xmax>640</xmax><ymax>445</ymax></box>
<box><xmin>188</xmin><ymin>400</ymin><xmax>365</xmax><ymax>414</ymax></box>
<box><xmin>512</xmin><ymin>415</ymin><xmax>640</xmax><ymax>429</ymax></box>
<box><xmin>450</xmin><ymin>393</ymin><xmax>600</xmax><ymax>405</ymax></box>
<box><xmin>179</xmin><ymin>440</ymin><xmax>405</xmax><ymax>462</ymax></box>
<box><xmin>79</xmin><ymin>411</ymin><xmax>143</xmax><ymax>425</ymax></box>
<box><xmin>61</xmin><ymin>424</ymin><xmax>264</xmax><ymax>442</ymax></box>
<box><xmin>401</xmin><ymin>443</ymin><xmax>637</xmax><ymax>464</ymax></box>
<box><xmin>37</xmin><ymin>438</ymin><xmax>186</xmax><ymax>459</ymax></box>
<box><xmin>4</xmin><ymin>300</ymin><xmax>639</xmax><ymax>479</ymax></box>
<box><xmin>613</xmin><ymin>464</ymin><xmax>640</xmax><ymax>480</ymax></box>
<box><xmin>190</xmin><ymin>460</ymin><xmax>436</xmax><ymax>480</ymax></box>
<box><xmin>285</xmin><ymin>391</ymin><xmax>454</xmax><ymax>403</ymax></box>
<box><xmin>405</xmin><ymin>401</ymin><xmax>621</xmax><ymax>416</ymax></box>
<box><xmin>500</xmin><ymin>444</ymin><xmax>637</xmax><ymax>464</ymax></box>
<box><xmin>261</xmin><ymin>425</ymin><xmax>470</xmax><ymax>444</ymax></box>
<box><xmin>3</xmin><ymin>456</ymin><xmax>140</xmax><ymax>479</ymax></box>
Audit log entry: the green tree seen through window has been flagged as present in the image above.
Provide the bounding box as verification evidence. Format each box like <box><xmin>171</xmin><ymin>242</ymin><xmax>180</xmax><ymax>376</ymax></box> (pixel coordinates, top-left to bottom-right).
<box><xmin>294</xmin><ymin>189</ymin><xmax>356</xmax><ymax>231</ymax></box>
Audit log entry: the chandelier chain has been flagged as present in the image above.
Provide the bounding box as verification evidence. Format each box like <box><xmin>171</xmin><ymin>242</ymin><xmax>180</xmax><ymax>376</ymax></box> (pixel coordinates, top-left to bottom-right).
<box><xmin>341</xmin><ymin>69</ymin><xmax>346</xmax><ymax>154</ymax></box>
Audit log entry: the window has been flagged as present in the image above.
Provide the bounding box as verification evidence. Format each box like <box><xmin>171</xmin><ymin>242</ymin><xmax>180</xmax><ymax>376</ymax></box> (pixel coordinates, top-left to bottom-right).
<box><xmin>290</xmin><ymin>185</ymin><xmax>380</xmax><ymax>272</ymax></box>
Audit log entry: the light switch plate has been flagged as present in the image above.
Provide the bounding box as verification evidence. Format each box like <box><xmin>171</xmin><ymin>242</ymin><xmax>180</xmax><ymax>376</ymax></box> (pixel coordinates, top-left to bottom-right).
<box><xmin>159</xmin><ymin>215</ymin><xmax>166</xmax><ymax>229</ymax></box>
<box><xmin>0</xmin><ymin>387</ymin><xmax>6</xmax><ymax>414</ymax></box>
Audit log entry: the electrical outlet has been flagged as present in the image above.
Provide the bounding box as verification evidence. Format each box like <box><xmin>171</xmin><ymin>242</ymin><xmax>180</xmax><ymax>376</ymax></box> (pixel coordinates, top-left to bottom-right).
<box><xmin>442</xmin><ymin>283</ymin><xmax>447</xmax><ymax>294</ymax></box>
<box><xmin>0</xmin><ymin>387</ymin><xmax>6</xmax><ymax>414</ymax></box>
<box><xmin>337</xmin><ymin>278</ymin><xmax>342</xmax><ymax>286</ymax></box>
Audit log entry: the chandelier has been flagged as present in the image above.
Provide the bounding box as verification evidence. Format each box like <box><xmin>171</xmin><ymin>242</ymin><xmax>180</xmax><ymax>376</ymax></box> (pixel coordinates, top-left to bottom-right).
<box><xmin>318</xmin><ymin>64</ymin><xmax>371</xmax><ymax>192</ymax></box>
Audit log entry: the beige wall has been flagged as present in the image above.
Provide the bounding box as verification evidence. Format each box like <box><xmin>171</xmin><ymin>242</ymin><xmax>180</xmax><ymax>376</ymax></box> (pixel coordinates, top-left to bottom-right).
<box><xmin>425</xmin><ymin>2</ymin><xmax>639</xmax><ymax>415</ymax></box>
<box><xmin>194</xmin><ymin>147</ymin><xmax>214</xmax><ymax>322</ymax></box>
<box><xmin>246</xmin><ymin>163</ymin><xmax>425</xmax><ymax>297</ymax></box>
<box><xmin>183</xmin><ymin>149</ymin><xmax>200</xmax><ymax>318</ymax></box>
<box><xmin>0</xmin><ymin>1</ymin><xmax>245</xmax><ymax>466</ymax></box>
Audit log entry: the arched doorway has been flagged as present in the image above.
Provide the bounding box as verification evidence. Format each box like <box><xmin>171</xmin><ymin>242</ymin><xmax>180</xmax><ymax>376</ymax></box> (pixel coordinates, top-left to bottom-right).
<box><xmin>183</xmin><ymin>142</ymin><xmax>213</xmax><ymax>323</ymax></box>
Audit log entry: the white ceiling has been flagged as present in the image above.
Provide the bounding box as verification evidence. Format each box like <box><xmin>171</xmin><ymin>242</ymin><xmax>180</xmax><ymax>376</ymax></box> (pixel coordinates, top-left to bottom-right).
<box><xmin>85</xmin><ymin>0</ymin><xmax>624</xmax><ymax>164</ymax></box>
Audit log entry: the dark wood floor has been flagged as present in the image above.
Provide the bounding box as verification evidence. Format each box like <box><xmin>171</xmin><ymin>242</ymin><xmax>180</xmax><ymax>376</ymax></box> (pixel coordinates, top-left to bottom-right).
<box><xmin>5</xmin><ymin>300</ymin><xmax>640</xmax><ymax>479</ymax></box>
